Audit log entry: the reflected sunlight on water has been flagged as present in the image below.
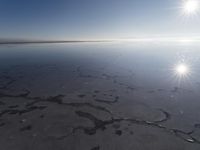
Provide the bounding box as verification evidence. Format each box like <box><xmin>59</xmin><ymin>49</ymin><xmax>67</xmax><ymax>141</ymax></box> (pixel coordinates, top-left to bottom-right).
<box><xmin>175</xmin><ymin>64</ymin><xmax>189</xmax><ymax>75</ymax></box>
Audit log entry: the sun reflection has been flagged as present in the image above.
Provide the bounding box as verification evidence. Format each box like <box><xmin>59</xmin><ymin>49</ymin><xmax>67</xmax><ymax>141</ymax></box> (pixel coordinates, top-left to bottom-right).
<box><xmin>176</xmin><ymin>64</ymin><xmax>188</xmax><ymax>74</ymax></box>
<box><xmin>170</xmin><ymin>62</ymin><xmax>192</xmax><ymax>85</ymax></box>
<box><xmin>170</xmin><ymin>59</ymin><xmax>196</xmax><ymax>87</ymax></box>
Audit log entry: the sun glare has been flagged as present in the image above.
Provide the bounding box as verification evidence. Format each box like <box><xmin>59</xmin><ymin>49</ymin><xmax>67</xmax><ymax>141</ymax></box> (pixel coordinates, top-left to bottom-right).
<box><xmin>176</xmin><ymin>64</ymin><xmax>188</xmax><ymax>74</ymax></box>
<box><xmin>182</xmin><ymin>0</ymin><xmax>199</xmax><ymax>14</ymax></box>
<box><xmin>175</xmin><ymin>64</ymin><xmax>190</xmax><ymax>77</ymax></box>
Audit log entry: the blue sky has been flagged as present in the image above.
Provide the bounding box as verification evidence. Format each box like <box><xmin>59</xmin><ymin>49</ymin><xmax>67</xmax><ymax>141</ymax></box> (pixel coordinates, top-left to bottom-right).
<box><xmin>0</xmin><ymin>0</ymin><xmax>200</xmax><ymax>40</ymax></box>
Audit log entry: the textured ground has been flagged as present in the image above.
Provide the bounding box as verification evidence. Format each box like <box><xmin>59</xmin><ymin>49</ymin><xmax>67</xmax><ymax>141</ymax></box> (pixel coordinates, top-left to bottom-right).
<box><xmin>1</xmin><ymin>43</ymin><xmax>200</xmax><ymax>150</ymax></box>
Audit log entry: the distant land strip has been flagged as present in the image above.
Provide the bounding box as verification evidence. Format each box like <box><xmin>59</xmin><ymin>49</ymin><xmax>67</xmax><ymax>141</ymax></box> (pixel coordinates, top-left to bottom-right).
<box><xmin>0</xmin><ymin>40</ymin><xmax>113</xmax><ymax>45</ymax></box>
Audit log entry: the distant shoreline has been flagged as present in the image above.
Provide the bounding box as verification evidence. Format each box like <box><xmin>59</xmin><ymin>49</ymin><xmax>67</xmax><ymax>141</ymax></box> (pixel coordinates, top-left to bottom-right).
<box><xmin>0</xmin><ymin>40</ymin><xmax>112</xmax><ymax>45</ymax></box>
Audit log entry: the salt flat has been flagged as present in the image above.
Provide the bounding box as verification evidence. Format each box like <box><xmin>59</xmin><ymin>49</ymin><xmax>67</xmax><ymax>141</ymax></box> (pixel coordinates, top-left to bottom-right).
<box><xmin>1</xmin><ymin>42</ymin><xmax>200</xmax><ymax>150</ymax></box>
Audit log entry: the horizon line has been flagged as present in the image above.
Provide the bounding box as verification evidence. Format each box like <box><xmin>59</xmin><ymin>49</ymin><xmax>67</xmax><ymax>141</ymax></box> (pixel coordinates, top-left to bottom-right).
<box><xmin>1</xmin><ymin>37</ymin><xmax>200</xmax><ymax>44</ymax></box>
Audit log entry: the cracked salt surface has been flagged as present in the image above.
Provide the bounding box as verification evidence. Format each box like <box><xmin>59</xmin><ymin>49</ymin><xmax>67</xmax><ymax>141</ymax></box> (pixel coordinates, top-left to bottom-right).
<box><xmin>1</xmin><ymin>43</ymin><xmax>200</xmax><ymax>150</ymax></box>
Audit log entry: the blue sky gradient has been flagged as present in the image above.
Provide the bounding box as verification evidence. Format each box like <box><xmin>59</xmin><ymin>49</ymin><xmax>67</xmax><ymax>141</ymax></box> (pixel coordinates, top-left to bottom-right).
<box><xmin>0</xmin><ymin>0</ymin><xmax>200</xmax><ymax>40</ymax></box>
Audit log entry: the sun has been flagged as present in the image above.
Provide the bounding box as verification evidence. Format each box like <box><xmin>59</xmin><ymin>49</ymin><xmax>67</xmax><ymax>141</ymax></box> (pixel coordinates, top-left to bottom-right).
<box><xmin>182</xmin><ymin>0</ymin><xmax>199</xmax><ymax>14</ymax></box>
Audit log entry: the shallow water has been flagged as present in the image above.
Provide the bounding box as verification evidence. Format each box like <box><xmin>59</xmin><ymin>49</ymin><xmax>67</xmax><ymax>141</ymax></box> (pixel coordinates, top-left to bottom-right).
<box><xmin>1</xmin><ymin>42</ymin><xmax>200</xmax><ymax>150</ymax></box>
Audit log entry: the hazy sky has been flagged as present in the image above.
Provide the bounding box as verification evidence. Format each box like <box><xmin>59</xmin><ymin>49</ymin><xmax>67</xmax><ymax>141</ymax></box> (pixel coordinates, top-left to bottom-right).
<box><xmin>0</xmin><ymin>0</ymin><xmax>200</xmax><ymax>40</ymax></box>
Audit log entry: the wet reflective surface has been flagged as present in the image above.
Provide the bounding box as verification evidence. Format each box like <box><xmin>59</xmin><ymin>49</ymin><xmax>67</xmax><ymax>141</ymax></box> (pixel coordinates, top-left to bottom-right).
<box><xmin>1</xmin><ymin>42</ymin><xmax>200</xmax><ymax>150</ymax></box>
